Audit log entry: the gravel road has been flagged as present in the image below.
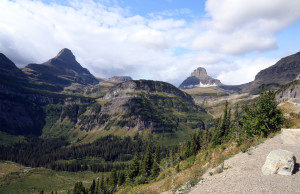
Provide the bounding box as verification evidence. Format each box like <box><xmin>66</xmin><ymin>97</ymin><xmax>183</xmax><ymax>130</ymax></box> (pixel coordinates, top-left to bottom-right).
<box><xmin>189</xmin><ymin>134</ymin><xmax>300</xmax><ymax>194</ymax></box>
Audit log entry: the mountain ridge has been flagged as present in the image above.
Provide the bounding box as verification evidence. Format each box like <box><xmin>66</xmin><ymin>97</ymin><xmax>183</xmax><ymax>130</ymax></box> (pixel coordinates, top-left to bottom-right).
<box><xmin>242</xmin><ymin>51</ymin><xmax>300</xmax><ymax>93</ymax></box>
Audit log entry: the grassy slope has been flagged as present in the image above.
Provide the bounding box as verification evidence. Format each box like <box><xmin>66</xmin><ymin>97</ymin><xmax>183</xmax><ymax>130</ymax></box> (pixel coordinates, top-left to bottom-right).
<box><xmin>0</xmin><ymin>161</ymin><xmax>105</xmax><ymax>194</ymax></box>
<box><xmin>182</xmin><ymin>87</ymin><xmax>229</xmax><ymax>97</ymax></box>
<box><xmin>117</xmin><ymin>134</ymin><xmax>273</xmax><ymax>194</ymax></box>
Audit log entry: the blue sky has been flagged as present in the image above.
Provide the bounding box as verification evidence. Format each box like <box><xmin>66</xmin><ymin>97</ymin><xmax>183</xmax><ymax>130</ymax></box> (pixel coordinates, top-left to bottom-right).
<box><xmin>0</xmin><ymin>0</ymin><xmax>300</xmax><ymax>85</ymax></box>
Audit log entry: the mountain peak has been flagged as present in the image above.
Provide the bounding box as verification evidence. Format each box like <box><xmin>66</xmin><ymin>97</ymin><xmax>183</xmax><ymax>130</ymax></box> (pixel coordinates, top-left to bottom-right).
<box><xmin>190</xmin><ymin>67</ymin><xmax>209</xmax><ymax>79</ymax></box>
<box><xmin>22</xmin><ymin>48</ymin><xmax>99</xmax><ymax>89</ymax></box>
<box><xmin>55</xmin><ymin>48</ymin><xmax>76</xmax><ymax>61</ymax></box>
<box><xmin>179</xmin><ymin>67</ymin><xmax>222</xmax><ymax>89</ymax></box>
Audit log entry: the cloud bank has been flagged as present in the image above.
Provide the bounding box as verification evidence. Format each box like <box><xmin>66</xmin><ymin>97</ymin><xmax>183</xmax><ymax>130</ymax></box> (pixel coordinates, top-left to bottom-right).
<box><xmin>0</xmin><ymin>0</ymin><xmax>299</xmax><ymax>86</ymax></box>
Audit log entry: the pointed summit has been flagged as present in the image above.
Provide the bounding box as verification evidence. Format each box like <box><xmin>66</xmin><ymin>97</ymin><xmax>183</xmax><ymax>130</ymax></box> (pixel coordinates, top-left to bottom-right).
<box><xmin>55</xmin><ymin>48</ymin><xmax>76</xmax><ymax>61</ymax></box>
<box><xmin>22</xmin><ymin>48</ymin><xmax>99</xmax><ymax>90</ymax></box>
<box><xmin>179</xmin><ymin>67</ymin><xmax>222</xmax><ymax>89</ymax></box>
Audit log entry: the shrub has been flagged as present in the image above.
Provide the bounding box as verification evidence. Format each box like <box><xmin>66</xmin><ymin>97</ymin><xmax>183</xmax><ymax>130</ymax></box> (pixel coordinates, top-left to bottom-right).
<box><xmin>241</xmin><ymin>91</ymin><xmax>283</xmax><ymax>138</ymax></box>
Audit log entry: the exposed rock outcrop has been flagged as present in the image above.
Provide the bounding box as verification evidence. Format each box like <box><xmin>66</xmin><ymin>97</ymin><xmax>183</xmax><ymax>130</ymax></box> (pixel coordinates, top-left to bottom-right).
<box><xmin>105</xmin><ymin>80</ymin><xmax>194</xmax><ymax>103</ymax></box>
<box><xmin>109</xmin><ymin>76</ymin><xmax>132</xmax><ymax>82</ymax></box>
<box><xmin>179</xmin><ymin>67</ymin><xmax>222</xmax><ymax>89</ymax></box>
<box><xmin>262</xmin><ymin>149</ymin><xmax>296</xmax><ymax>175</ymax></box>
<box><xmin>276</xmin><ymin>80</ymin><xmax>300</xmax><ymax>100</ymax></box>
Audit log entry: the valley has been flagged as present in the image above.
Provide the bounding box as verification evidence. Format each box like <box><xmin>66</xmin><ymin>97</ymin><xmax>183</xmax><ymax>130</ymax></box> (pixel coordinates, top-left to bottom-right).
<box><xmin>0</xmin><ymin>49</ymin><xmax>300</xmax><ymax>193</ymax></box>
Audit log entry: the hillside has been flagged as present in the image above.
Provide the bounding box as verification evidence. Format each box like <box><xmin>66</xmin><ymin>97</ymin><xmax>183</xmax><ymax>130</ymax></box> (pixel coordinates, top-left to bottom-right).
<box><xmin>41</xmin><ymin>80</ymin><xmax>210</xmax><ymax>144</ymax></box>
<box><xmin>242</xmin><ymin>51</ymin><xmax>300</xmax><ymax>94</ymax></box>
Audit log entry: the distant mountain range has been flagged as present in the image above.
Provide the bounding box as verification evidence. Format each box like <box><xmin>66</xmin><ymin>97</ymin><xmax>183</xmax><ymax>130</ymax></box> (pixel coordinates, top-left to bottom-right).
<box><xmin>0</xmin><ymin>49</ymin><xmax>208</xmax><ymax>142</ymax></box>
<box><xmin>180</xmin><ymin>51</ymin><xmax>300</xmax><ymax>94</ymax></box>
<box><xmin>2</xmin><ymin>48</ymin><xmax>300</xmax><ymax>140</ymax></box>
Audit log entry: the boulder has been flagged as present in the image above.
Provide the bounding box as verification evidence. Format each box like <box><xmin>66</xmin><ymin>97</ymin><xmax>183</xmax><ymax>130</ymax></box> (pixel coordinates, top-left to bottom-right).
<box><xmin>262</xmin><ymin>149</ymin><xmax>296</xmax><ymax>175</ymax></box>
<box><xmin>281</xmin><ymin>128</ymin><xmax>300</xmax><ymax>145</ymax></box>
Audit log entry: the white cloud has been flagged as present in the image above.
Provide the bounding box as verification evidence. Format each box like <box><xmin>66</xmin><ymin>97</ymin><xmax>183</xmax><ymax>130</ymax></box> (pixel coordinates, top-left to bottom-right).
<box><xmin>217</xmin><ymin>58</ymin><xmax>277</xmax><ymax>85</ymax></box>
<box><xmin>191</xmin><ymin>0</ymin><xmax>300</xmax><ymax>55</ymax></box>
<box><xmin>0</xmin><ymin>0</ymin><xmax>299</xmax><ymax>87</ymax></box>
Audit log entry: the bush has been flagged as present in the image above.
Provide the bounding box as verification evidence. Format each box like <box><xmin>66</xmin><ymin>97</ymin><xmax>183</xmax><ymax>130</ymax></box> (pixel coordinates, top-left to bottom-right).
<box><xmin>241</xmin><ymin>91</ymin><xmax>283</xmax><ymax>138</ymax></box>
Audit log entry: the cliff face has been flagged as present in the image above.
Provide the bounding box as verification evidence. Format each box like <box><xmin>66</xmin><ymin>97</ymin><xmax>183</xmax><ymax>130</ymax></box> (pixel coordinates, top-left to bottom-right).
<box><xmin>73</xmin><ymin>80</ymin><xmax>205</xmax><ymax>133</ymax></box>
<box><xmin>275</xmin><ymin>80</ymin><xmax>300</xmax><ymax>100</ymax></box>
<box><xmin>179</xmin><ymin>67</ymin><xmax>222</xmax><ymax>89</ymax></box>
<box><xmin>0</xmin><ymin>82</ymin><xmax>94</xmax><ymax>136</ymax></box>
<box><xmin>105</xmin><ymin>80</ymin><xmax>194</xmax><ymax>103</ymax></box>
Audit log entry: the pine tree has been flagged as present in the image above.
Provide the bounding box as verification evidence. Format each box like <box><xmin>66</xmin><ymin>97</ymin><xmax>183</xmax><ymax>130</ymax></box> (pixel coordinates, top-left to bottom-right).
<box><xmin>90</xmin><ymin>179</ymin><xmax>96</xmax><ymax>194</ymax></box>
<box><xmin>73</xmin><ymin>181</ymin><xmax>86</xmax><ymax>194</ymax></box>
<box><xmin>143</xmin><ymin>145</ymin><xmax>153</xmax><ymax>177</ymax></box>
<box><xmin>99</xmin><ymin>176</ymin><xmax>104</xmax><ymax>194</ymax></box>
<box><xmin>241</xmin><ymin>91</ymin><xmax>283</xmax><ymax>137</ymax></box>
<box><xmin>150</xmin><ymin>147</ymin><xmax>160</xmax><ymax>179</ymax></box>
<box><xmin>127</xmin><ymin>153</ymin><xmax>139</xmax><ymax>180</ymax></box>
<box><xmin>109</xmin><ymin>168</ymin><xmax>117</xmax><ymax>191</ymax></box>
<box><xmin>211</xmin><ymin>101</ymin><xmax>231</xmax><ymax>147</ymax></box>
<box><xmin>118</xmin><ymin>171</ymin><xmax>125</xmax><ymax>186</ymax></box>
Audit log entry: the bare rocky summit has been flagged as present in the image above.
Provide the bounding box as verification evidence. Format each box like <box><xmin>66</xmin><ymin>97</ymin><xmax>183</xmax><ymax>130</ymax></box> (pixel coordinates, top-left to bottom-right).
<box><xmin>22</xmin><ymin>48</ymin><xmax>99</xmax><ymax>90</ymax></box>
<box><xmin>179</xmin><ymin>67</ymin><xmax>222</xmax><ymax>89</ymax></box>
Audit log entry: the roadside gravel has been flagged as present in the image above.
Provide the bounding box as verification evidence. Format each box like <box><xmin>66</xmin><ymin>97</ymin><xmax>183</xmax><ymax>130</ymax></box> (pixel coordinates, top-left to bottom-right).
<box><xmin>189</xmin><ymin>134</ymin><xmax>300</xmax><ymax>194</ymax></box>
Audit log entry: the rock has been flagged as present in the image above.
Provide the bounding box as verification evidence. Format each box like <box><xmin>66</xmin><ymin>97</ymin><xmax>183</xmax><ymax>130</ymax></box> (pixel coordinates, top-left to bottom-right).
<box><xmin>109</xmin><ymin>76</ymin><xmax>132</xmax><ymax>82</ymax></box>
<box><xmin>262</xmin><ymin>149</ymin><xmax>296</xmax><ymax>175</ymax></box>
<box><xmin>179</xmin><ymin>67</ymin><xmax>222</xmax><ymax>89</ymax></box>
<box><xmin>281</xmin><ymin>128</ymin><xmax>300</xmax><ymax>145</ymax></box>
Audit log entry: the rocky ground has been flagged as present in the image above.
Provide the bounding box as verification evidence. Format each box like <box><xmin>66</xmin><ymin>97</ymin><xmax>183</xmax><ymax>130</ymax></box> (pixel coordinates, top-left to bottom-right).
<box><xmin>189</xmin><ymin>134</ymin><xmax>300</xmax><ymax>194</ymax></box>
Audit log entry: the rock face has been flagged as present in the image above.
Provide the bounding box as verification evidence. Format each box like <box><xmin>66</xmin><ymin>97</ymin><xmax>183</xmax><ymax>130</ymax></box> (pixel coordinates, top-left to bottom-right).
<box><xmin>105</xmin><ymin>80</ymin><xmax>194</xmax><ymax>103</ymax></box>
<box><xmin>275</xmin><ymin>80</ymin><xmax>300</xmax><ymax>100</ymax></box>
<box><xmin>243</xmin><ymin>51</ymin><xmax>300</xmax><ymax>94</ymax></box>
<box><xmin>281</xmin><ymin>128</ymin><xmax>300</xmax><ymax>145</ymax></box>
<box><xmin>22</xmin><ymin>48</ymin><xmax>99</xmax><ymax>91</ymax></box>
<box><xmin>109</xmin><ymin>76</ymin><xmax>132</xmax><ymax>82</ymax></box>
<box><xmin>179</xmin><ymin>67</ymin><xmax>222</xmax><ymax>89</ymax></box>
<box><xmin>262</xmin><ymin>149</ymin><xmax>296</xmax><ymax>175</ymax></box>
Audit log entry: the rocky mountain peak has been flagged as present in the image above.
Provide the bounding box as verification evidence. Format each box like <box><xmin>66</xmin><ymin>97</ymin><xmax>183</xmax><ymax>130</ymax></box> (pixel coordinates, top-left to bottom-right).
<box><xmin>55</xmin><ymin>48</ymin><xmax>76</xmax><ymax>62</ymax></box>
<box><xmin>190</xmin><ymin>67</ymin><xmax>209</xmax><ymax>79</ymax></box>
<box><xmin>22</xmin><ymin>48</ymin><xmax>99</xmax><ymax>90</ymax></box>
<box><xmin>179</xmin><ymin>67</ymin><xmax>222</xmax><ymax>89</ymax></box>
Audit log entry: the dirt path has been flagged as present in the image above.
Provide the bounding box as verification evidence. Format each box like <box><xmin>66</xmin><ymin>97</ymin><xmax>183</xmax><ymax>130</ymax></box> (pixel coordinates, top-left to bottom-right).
<box><xmin>189</xmin><ymin>134</ymin><xmax>300</xmax><ymax>194</ymax></box>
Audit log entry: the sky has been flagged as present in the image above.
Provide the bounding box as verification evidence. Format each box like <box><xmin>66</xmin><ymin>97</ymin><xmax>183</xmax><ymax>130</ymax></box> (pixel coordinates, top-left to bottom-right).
<box><xmin>1</xmin><ymin>0</ymin><xmax>300</xmax><ymax>86</ymax></box>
